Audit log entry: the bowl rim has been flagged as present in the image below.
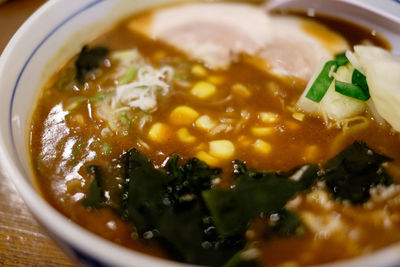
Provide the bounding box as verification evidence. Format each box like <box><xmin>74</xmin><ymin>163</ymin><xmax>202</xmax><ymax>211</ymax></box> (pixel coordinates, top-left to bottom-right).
<box><xmin>0</xmin><ymin>0</ymin><xmax>400</xmax><ymax>266</ymax></box>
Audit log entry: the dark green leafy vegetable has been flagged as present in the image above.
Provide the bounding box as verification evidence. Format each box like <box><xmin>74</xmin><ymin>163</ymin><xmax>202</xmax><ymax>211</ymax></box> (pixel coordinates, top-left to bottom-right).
<box><xmin>124</xmin><ymin>150</ymin><xmax>241</xmax><ymax>265</ymax></box>
<box><xmin>165</xmin><ymin>155</ymin><xmax>221</xmax><ymax>205</ymax></box>
<box><xmin>75</xmin><ymin>45</ymin><xmax>108</xmax><ymax>84</ymax></box>
<box><xmin>352</xmin><ymin>69</ymin><xmax>370</xmax><ymax>99</ymax></box>
<box><xmin>323</xmin><ymin>141</ymin><xmax>392</xmax><ymax>204</ymax></box>
<box><xmin>305</xmin><ymin>60</ymin><xmax>337</xmax><ymax>102</ymax></box>
<box><xmin>82</xmin><ymin>165</ymin><xmax>105</xmax><ymax>208</ymax></box>
<box><xmin>124</xmin><ymin>149</ymin><xmax>243</xmax><ymax>266</ymax></box>
<box><xmin>334</xmin><ymin>80</ymin><xmax>370</xmax><ymax>101</ymax></box>
<box><xmin>203</xmin><ymin>161</ymin><xmax>318</xmax><ymax>236</ymax></box>
<box><xmin>81</xmin><ymin>142</ymin><xmax>394</xmax><ymax>266</ymax></box>
<box><xmin>270</xmin><ymin>210</ymin><xmax>306</xmax><ymax>237</ymax></box>
<box><xmin>81</xmin><ymin>164</ymin><xmax>125</xmax><ymax>211</ymax></box>
<box><xmin>223</xmin><ymin>245</ymin><xmax>262</xmax><ymax>267</ymax></box>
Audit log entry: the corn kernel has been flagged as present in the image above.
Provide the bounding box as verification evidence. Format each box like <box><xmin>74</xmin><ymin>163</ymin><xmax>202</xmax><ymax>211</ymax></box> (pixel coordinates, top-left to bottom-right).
<box><xmin>148</xmin><ymin>122</ymin><xmax>171</xmax><ymax>143</ymax></box>
<box><xmin>191</xmin><ymin>64</ymin><xmax>207</xmax><ymax>77</ymax></box>
<box><xmin>196</xmin><ymin>151</ymin><xmax>219</xmax><ymax>166</ymax></box>
<box><xmin>191</xmin><ymin>81</ymin><xmax>216</xmax><ymax>99</ymax></box>
<box><xmin>177</xmin><ymin>128</ymin><xmax>196</xmax><ymax>143</ymax></box>
<box><xmin>251</xmin><ymin>127</ymin><xmax>274</xmax><ymax>137</ymax></box>
<box><xmin>259</xmin><ymin>112</ymin><xmax>278</xmax><ymax>123</ymax></box>
<box><xmin>209</xmin><ymin>140</ymin><xmax>235</xmax><ymax>159</ymax></box>
<box><xmin>253</xmin><ymin>139</ymin><xmax>272</xmax><ymax>154</ymax></box>
<box><xmin>232</xmin><ymin>83</ymin><xmax>251</xmax><ymax>97</ymax></box>
<box><xmin>292</xmin><ymin>112</ymin><xmax>305</xmax><ymax>121</ymax></box>
<box><xmin>207</xmin><ymin>75</ymin><xmax>225</xmax><ymax>85</ymax></box>
<box><xmin>169</xmin><ymin>105</ymin><xmax>199</xmax><ymax>125</ymax></box>
<box><xmin>195</xmin><ymin>115</ymin><xmax>217</xmax><ymax>131</ymax></box>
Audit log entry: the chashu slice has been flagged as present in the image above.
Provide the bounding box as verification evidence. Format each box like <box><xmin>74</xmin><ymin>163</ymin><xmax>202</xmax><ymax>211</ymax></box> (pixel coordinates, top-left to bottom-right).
<box><xmin>128</xmin><ymin>3</ymin><xmax>348</xmax><ymax>81</ymax></box>
<box><xmin>129</xmin><ymin>3</ymin><xmax>273</xmax><ymax>69</ymax></box>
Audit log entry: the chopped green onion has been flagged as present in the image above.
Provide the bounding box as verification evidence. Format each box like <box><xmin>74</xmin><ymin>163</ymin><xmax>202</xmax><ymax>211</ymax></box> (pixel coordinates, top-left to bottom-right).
<box><xmin>89</xmin><ymin>93</ymin><xmax>110</xmax><ymax>102</ymax></box>
<box><xmin>100</xmin><ymin>140</ymin><xmax>112</xmax><ymax>155</ymax></box>
<box><xmin>334</xmin><ymin>52</ymin><xmax>349</xmax><ymax>67</ymax></box>
<box><xmin>305</xmin><ymin>60</ymin><xmax>337</xmax><ymax>102</ymax></box>
<box><xmin>352</xmin><ymin>69</ymin><xmax>370</xmax><ymax>99</ymax></box>
<box><xmin>120</xmin><ymin>111</ymin><xmax>132</xmax><ymax>129</ymax></box>
<box><xmin>119</xmin><ymin>66</ymin><xmax>137</xmax><ymax>85</ymax></box>
<box><xmin>71</xmin><ymin>141</ymin><xmax>86</xmax><ymax>164</ymax></box>
<box><xmin>137</xmin><ymin>85</ymin><xmax>149</xmax><ymax>89</ymax></box>
<box><xmin>335</xmin><ymin>80</ymin><xmax>370</xmax><ymax>101</ymax></box>
<box><xmin>65</xmin><ymin>96</ymin><xmax>88</xmax><ymax>110</ymax></box>
<box><xmin>173</xmin><ymin>72</ymin><xmax>190</xmax><ymax>80</ymax></box>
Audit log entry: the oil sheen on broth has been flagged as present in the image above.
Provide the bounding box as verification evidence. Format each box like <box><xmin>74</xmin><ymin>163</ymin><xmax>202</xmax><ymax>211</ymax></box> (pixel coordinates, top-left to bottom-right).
<box><xmin>29</xmin><ymin>2</ymin><xmax>400</xmax><ymax>266</ymax></box>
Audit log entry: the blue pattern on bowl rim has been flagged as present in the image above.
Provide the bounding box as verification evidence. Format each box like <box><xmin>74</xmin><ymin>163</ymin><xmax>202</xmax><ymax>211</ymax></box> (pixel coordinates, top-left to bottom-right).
<box><xmin>9</xmin><ymin>0</ymin><xmax>104</xmax><ymax>153</ymax></box>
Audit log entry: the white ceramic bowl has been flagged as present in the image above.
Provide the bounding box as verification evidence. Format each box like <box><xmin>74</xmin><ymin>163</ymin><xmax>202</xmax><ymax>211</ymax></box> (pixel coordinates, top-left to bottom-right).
<box><xmin>1</xmin><ymin>0</ymin><xmax>400</xmax><ymax>266</ymax></box>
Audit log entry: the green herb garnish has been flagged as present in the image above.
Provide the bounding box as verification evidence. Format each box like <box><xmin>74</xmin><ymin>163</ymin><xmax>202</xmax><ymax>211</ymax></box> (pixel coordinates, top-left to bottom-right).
<box><xmin>89</xmin><ymin>93</ymin><xmax>110</xmax><ymax>102</ymax></box>
<box><xmin>334</xmin><ymin>52</ymin><xmax>349</xmax><ymax>67</ymax></box>
<box><xmin>334</xmin><ymin>80</ymin><xmax>370</xmax><ymax>101</ymax></box>
<box><xmin>100</xmin><ymin>140</ymin><xmax>112</xmax><ymax>155</ymax></box>
<box><xmin>305</xmin><ymin>60</ymin><xmax>337</xmax><ymax>102</ymax></box>
<box><xmin>119</xmin><ymin>66</ymin><xmax>137</xmax><ymax>85</ymax></box>
<box><xmin>352</xmin><ymin>69</ymin><xmax>370</xmax><ymax>98</ymax></box>
<box><xmin>305</xmin><ymin>51</ymin><xmax>370</xmax><ymax>103</ymax></box>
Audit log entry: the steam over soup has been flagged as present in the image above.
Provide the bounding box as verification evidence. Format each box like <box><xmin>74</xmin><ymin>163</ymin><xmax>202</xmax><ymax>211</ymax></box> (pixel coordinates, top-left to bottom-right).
<box><xmin>29</xmin><ymin>2</ymin><xmax>400</xmax><ymax>266</ymax></box>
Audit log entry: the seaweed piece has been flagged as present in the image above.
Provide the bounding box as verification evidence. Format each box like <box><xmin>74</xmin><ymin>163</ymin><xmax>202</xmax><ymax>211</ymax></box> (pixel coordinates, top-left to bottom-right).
<box><xmin>82</xmin><ymin>165</ymin><xmax>105</xmax><ymax>209</ymax></box>
<box><xmin>270</xmin><ymin>210</ymin><xmax>306</xmax><ymax>237</ymax></box>
<box><xmin>75</xmin><ymin>45</ymin><xmax>108</xmax><ymax>83</ymax></box>
<box><xmin>124</xmin><ymin>149</ymin><xmax>243</xmax><ymax>266</ymax></box>
<box><xmin>323</xmin><ymin>141</ymin><xmax>392</xmax><ymax>204</ymax></box>
<box><xmin>203</xmin><ymin>162</ymin><xmax>318</xmax><ymax>236</ymax></box>
<box><xmin>82</xmin><ymin>142</ymin><xmax>394</xmax><ymax>266</ymax></box>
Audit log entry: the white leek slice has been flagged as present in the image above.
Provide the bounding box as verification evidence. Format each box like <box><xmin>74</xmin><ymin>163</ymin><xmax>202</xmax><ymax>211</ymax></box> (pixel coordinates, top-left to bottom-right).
<box><xmin>354</xmin><ymin>45</ymin><xmax>400</xmax><ymax>131</ymax></box>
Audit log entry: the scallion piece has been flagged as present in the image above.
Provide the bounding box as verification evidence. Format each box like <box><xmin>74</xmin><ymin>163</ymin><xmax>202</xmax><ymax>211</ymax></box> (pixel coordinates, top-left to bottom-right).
<box><xmin>352</xmin><ymin>69</ymin><xmax>370</xmax><ymax>99</ymax></box>
<box><xmin>89</xmin><ymin>93</ymin><xmax>110</xmax><ymax>102</ymax></box>
<box><xmin>100</xmin><ymin>140</ymin><xmax>112</xmax><ymax>155</ymax></box>
<box><xmin>305</xmin><ymin>60</ymin><xmax>337</xmax><ymax>102</ymax></box>
<box><xmin>119</xmin><ymin>66</ymin><xmax>137</xmax><ymax>85</ymax></box>
<box><xmin>335</xmin><ymin>80</ymin><xmax>370</xmax><ymax>101</ymax></box>
<box><xmin>334</xmin><ymin>52</ymin><xmax>349</xmax><ymax>67</ymax></box>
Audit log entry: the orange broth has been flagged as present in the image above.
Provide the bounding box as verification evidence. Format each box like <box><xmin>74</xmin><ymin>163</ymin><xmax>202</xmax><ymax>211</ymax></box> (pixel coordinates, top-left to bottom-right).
<box><xmin>29</xmin><ymin>5</ymin><xmax>400</xmax><ymax>267</ymax></box>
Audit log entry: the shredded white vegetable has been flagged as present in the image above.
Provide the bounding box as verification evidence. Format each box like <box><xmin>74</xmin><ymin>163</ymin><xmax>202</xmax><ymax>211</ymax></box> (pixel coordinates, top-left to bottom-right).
<box><xmin>111</xmin><ymin>66</ymin><xmax>174</xmax><ymax>112</ymax></box>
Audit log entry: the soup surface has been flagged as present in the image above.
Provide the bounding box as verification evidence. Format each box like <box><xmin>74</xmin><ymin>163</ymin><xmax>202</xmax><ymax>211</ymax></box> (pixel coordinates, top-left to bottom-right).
<box><xmin>29</xmin><ymin>2</ymin><xmax>400</xmax><ymax>266</ymax></box>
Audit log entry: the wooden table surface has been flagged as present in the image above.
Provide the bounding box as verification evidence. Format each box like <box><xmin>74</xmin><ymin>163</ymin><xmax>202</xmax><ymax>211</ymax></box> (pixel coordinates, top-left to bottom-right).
<box><xmin>0</xmin><ymin>1</ymin><xmax>75</xmax><ymax>266</ymax></box>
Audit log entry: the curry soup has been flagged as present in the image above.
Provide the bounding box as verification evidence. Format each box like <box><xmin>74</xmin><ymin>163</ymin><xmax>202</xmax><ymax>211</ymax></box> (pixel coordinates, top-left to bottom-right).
<box><xmin>29</xmin><ymin>2</ymin><xmax>400</xmax><ymax>267</ymax></box>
